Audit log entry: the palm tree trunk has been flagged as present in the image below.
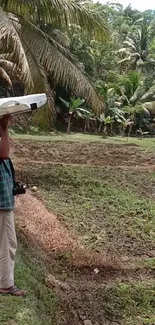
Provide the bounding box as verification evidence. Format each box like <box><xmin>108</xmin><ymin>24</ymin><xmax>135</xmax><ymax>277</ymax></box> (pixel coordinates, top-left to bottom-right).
<box><xmin>122</xmin><ymin>126</ymin><xmax>126</xmax><ymax>137</ymax></box>
<box><xmin>128</xmin><ymin>124</ymin><xmax>133</xmax><ymax>138</ymax></box>
<box><xmin>84</xmin><ymin>118</ymin><xmax>88</xmax><ymax>133</ymax></box>
<box><xmin>67</xmin><ymin>115</ymin><xmax>72</xmax><ymax>133</ymax></box>
<box><xmin>110</xmin><ymin>122</ymin><xmax>113</xmax><ymax>134</ymax></box>
<box><xmin>98</xmin><ymin>121</ymin><xmax>102</xmax><ymax>133</ymax></box>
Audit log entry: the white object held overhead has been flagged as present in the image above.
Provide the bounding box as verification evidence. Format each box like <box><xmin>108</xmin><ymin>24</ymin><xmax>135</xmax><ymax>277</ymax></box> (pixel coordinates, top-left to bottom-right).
<box><xmin>0</xmin><ymin>93</ymin><xmax>47</xmax><ymax>117</ymax></box>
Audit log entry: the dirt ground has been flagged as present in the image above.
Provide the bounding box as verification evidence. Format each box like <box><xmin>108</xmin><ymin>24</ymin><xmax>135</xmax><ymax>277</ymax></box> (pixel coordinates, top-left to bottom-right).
<box><xmin>15</xmin><ymin>191</ymin><xmax>154</xmax><ymax>325</ymax></box>
<box><xmin>11</xmin><ymin>138</ymin><xmax>155</xmax><ymax>168</ymax></box>
<box><xmin>13</xmin><ymin>137</ymin><xmax>155</xmax><ymax>325</ymax></box>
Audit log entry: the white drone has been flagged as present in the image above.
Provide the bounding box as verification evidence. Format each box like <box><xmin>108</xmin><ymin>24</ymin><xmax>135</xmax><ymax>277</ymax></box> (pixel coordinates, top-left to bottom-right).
<box><xmin>0</xmin><ymin>93</ymin><xmax>47</xmax><ymax>117</ymax></box>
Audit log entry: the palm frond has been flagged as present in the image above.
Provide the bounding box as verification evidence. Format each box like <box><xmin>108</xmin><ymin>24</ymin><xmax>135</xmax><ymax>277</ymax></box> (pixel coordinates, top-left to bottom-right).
<box><xmin>67</xmin><ymin>2</ymin><xmax>110</xmax><ymax>41</ymax></box>
<box><xmin>0</xmin><ymin>58</ymin><xmax>15</xmax><ymax>70</ymax></box>
<box><xmin>0</xmin><ymin>66</ymin><xmax>12</xmax><ymax>86</ymax></box>
<box><xmin>137</xmin><ymin>29</ymin><xmax>142</xmax><ymax>42</ymax></box>
<box><xmin>0</xmin><ymin>58</ymin><xmax>21</xmax><ymax>82</ymax></box>
<box><xmin>126</xmin><ymin>36</ymin><xmax>136</xmax><ymax>45</ymax></box>
<box><xmin>59</xmin><ymin>97</ymin><xmax>70</xmax><ymax>108</ymax></box>
<box><xmin>118</xmin><ymin>48</ymin><xmax>130</xmax><ymax>54</ymax></box>
<box><xmin>130</xmin><ymin>53</ymin><xmax>140</xmax><ymax>58</ymax></box>
<box><xmin>21</xmin><ymin>37</ymin><xmax>55</xmax><ymax>122</ymax></box>
<box><xmin>47</xmin><ymin>28</ymin><xmax>70</xmax><ymax>48</ymax></box>
<box><xmin>1</xmin><ymin>0</ymin><xmax>110</xmax><ymax>41</ymax></box>
<box><xmin>0</xmin><ymin>8</ymin><xmax>33</xmax><ymax>88</ymax></box>
<box><xmin>0</xmin><ymin>5</ymin><xmax>104</xmax><ymax>120</ymax></box>
<box><xmin>17</xmin><ymin>17</ymin><xmax>104</xmax><ymax>114</ymax></box>
<box><xmin>123</xmin><ymin>40</ymin><xmax>137</xmax><ymax>52</ymax></box>
<box><xmin>118</xmin><ymin>58</ymin><xmax>131</xmax><ymax>64</ymax></box>
<box><xmin>46</xmin><ymin>48</ymin><xmax>103</xmax><ymax>114</ymax></box>
<box><xmin>11</xmin><ymin>14</ymin><xmax>73</xmax><ymax>61</ymax></box>
<box><xmin>9</xmin><ymin>14</ymin><xmax>55</xmax><ymax>120</ymax></box>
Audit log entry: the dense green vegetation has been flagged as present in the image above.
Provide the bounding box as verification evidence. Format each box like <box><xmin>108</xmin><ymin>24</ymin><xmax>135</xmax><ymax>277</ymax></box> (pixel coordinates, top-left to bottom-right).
<box><xmin>67</xmin><ymin>3</ymin><xmax>155</xmax><ymax>135</ymax></box>
<box><xmin>0</xmin><ymin>0</ymin><xmax>108</xmax><ymax>126</ymax></box>
<box><xmin>2</xmin><ymin>1</ymin><xmax>155</xmax><ymax>133</ymax></box>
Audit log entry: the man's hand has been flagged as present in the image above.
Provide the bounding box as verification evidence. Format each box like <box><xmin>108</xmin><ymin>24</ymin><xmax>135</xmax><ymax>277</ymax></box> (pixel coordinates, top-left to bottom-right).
<box><xmin>0</xmin><ymin>115</ymin><xmax>11</xmax><ymax>130</ymax></box>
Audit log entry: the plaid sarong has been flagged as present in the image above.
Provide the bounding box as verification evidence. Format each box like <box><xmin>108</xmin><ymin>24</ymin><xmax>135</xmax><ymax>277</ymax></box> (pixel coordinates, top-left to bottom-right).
<box><xmin>0</xmin><ymin>159</ymin><xmax>14</xmax><ymax>211</ymax></box>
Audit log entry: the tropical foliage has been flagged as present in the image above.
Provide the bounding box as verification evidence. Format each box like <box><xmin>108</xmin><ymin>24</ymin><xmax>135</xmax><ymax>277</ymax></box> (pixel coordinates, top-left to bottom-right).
<box><xmin>59</xmin><ymin>97</ymin><xmax>90</xmax><ymax>133</ymax></box>
<box><xmin>0</xmin><ymin>0</ymin><xmax>109</xmax><ymax>125</ymax></box>
<box><xmin>1</xmin><ymin>1</ymin><xmax>155</xmax><ymax>134</ymax></box>
<box><xmin>118</xmin><ymin>18</ymin><xmax>155</xmax><ymax>71</ymax></box>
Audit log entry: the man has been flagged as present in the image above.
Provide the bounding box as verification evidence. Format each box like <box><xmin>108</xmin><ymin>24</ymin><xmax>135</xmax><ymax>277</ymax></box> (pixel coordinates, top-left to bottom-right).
<box><xmin>0</xmin><ymin>115</ymin><xmax>26</xmax><ymax>296</ymax></box>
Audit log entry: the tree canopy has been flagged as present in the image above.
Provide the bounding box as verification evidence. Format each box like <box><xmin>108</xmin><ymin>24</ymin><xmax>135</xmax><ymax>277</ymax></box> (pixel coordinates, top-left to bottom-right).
<box><xmin>1</xmin><ymin>0</ymin><xmax>155</xmax><ymax>131</ymax></box>
<box><xmin>0</xmin><ymin>0</ymin><xmax>109</xmax><ymax>124</ymax></box>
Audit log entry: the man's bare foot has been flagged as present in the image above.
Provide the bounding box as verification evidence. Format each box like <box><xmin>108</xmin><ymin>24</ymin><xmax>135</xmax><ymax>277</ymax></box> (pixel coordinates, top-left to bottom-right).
<box><xmin>0</xmin><ymin>286</ymin><xmax>27</xmax><ymax>296</ymax></box>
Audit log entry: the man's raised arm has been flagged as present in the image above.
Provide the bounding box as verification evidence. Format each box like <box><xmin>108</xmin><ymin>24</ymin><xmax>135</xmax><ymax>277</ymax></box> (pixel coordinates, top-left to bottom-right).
<box><xmin>0</xmin><ymin>115</ymin><xmax>10</xmax><ymax>159</ymax></box>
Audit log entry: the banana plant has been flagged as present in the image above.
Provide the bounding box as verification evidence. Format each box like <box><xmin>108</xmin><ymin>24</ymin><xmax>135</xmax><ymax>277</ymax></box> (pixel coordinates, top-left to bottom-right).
<box><xmin>137</xmin><ymin>128</ymin><xmax>149</xmax><ymax>139</ymax></box>
<box><xmin>109</xmin><ymin>107</ymin><xmax>126</xmax><ymax>122</ymax></box>
<box><xmin>97</xmin><ymin>113</ymin><xmax>105</xmax><ymax>132</ymax></box>
<box><xmin>109</xmin><ymin>107</ymin><xmax>133</xmax><ymax>136</ymax></box>
<box><xmin>75</xmin><ymin>107</ymin><xmax>94</xmax><ymax>133</ymax></box>
<box><xmin>103</xmin><ymin>116</ymin><xmax>114</xmax><ymax>135</ymax></box>
<box><xmin>59</xmin><ymin>96</ymin><xmax>86</xmax><ymax>133</ymax></box>
<box><xmin>122</xmin><ymin>119</ymin><xmax>134</xmax><ymax>137</ymax></box>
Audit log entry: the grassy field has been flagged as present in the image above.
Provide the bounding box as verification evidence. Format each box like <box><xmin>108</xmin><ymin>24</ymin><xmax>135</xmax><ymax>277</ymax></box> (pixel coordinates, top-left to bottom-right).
<box><xmin>0</xmin><ymin>236</ymin><xmax>59</xmax><ymax>325</ymax></box>
<box><xmin>12</xmin><ymin>131</ymin><xmax>155</xmax><ymax>149</ymax></box>
<box><xmin>3</xmin><ymin>133</ymin><xmax>155</xmax><ymax>325</ymax></box>
<box><xmin>23</xmin><ymin>168</ymin><xmax>155</xmax><ymax>324</ymax></box>
<box><xmin>23</xmin><ymin>164</ymin><xmax>155</xmax><ymax>256</ymax></box>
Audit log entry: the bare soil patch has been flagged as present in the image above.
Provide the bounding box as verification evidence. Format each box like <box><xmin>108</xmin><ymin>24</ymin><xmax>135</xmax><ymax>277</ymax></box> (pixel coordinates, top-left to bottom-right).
<box><xmin>13</xmin><ymin>137</ymin><xmax>155</xmax><ymax>325</ymax></box>
<box><xmin>11</xmin><ymin>138</ymin><xmax>155</xmax><ymax>168</ymax></box>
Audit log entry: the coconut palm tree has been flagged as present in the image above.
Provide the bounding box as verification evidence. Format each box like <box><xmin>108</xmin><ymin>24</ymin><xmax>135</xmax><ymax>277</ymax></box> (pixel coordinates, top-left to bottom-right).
<box><xmin>118</xmin><ymin>18</ymin><xmax>155</xmax><ymax>72</ymax></box>
<box><xmin>0</xmin><ymin>1</ymin><xmax>109</xmax><ymax>125</ymax></box>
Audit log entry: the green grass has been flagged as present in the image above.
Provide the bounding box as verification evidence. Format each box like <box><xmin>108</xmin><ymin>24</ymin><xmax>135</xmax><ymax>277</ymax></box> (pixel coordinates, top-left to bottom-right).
<box><xmin>13</xmin><ymin>135</ymin><xmax>155</xmax><ymax>324</ymax></box>
<box><xmin>1</xmin><ymin>230</ymin><xmax>154</xmax><ymax>325</ymax></box>
<box><xmin>22</xmin><ymin>163</ymin><xmax>155</xmax><ymax>324</ymax></box>
<box><xmin>12</xmin><ymin>132</ymin><xmax>104</xmax><ymax>143</ymax></box>
<box><xmin>20</xmin><ymin>164</ymin><xmax>155</xmax><ymax>255</ymax></box>
<box><xmin>0</xmin><ymin>238</ymin><xmax>59</xmax><ymax>325</ymax></box>
<box><xmin>107</xmin><ymin>135</ymin><xmax>155</xmax><ymax>149</ymax></box>
<box><xmin>12</xmin><ymin>131</ymin><xmax>155</xmax><ymax>150</ymax></box>
<box><xmin>74</xmin><ymin>281</ymin><xmax>155</xmax><ymax>325</ymax></box>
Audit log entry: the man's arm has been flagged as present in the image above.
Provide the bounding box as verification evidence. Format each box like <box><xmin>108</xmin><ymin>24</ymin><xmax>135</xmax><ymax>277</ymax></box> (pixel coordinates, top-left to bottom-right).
<box><xmin>0</xmin><ymin>115</ymin><xmax>10</xmax><ymax>159</ymax></box>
